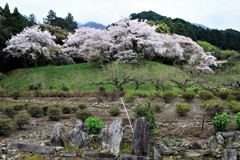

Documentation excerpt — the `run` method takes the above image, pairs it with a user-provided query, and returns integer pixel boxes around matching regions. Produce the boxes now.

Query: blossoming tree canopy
[4,26,58,67]
[61,18,216,71]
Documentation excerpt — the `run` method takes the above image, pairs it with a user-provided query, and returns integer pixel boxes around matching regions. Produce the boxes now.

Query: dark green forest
[131,11,240,52]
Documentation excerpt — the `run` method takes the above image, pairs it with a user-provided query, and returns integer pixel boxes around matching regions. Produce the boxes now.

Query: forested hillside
[131,11,240,52]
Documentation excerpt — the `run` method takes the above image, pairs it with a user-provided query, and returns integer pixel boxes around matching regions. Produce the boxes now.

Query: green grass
[3,60,238,93]
[0,60,185,92]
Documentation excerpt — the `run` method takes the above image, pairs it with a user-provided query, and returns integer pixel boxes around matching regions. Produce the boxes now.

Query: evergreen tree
[43,10,57,25]
[65,13,78,32]
[28,14,37,26]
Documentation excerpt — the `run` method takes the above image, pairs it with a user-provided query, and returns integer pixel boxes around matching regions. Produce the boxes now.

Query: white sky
[1,0,240,31]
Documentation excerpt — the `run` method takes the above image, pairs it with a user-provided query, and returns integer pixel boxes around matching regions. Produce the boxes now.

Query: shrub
[42,106,49,116]
[228,101,240,113]
[3,106,17,118]
[12,104,28,111]
[175,103,191,116]
[235,112,240,130]
[27,106,43,117]
[152,104,162,113]
[162,91,176,103]
[212,113,231,132]
[48,107,62,121]
[62,106,72,114]
[84,117,104,134]
[124,93,136,103]
[231,91,240,101]
[133,103,156,129]
[75,109,93,122]
[11,91,20,100]
[216,88,230,100]
[79,104,88,110]
[203,100,224,117]
[0,119,14,136]
[29,83,42,91]
[108,105,120,116]
[61,86,69,91]
[199,90,214,100]
[14,111,31,129]
[182,92,195,102]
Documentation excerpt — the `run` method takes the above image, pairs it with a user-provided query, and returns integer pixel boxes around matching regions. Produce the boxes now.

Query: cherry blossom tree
[4,26,58,67]
[62,27,113,64]
[62,18,217,71]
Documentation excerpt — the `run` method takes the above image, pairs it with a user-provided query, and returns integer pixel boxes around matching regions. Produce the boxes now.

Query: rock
[185,150,202,158]
[11,143,56,154]
[1,155,6,160]
[41,140,51,146]
[221,132,235,138]
[223,149,237,160]
[226,140,240,149]
[50,123,66,147]
[131,117,149,156]
[70,120,90,149]
[59,150,77,157]
[120,154,148,160]
[216,132,224,144]
[157,143,174,155]
[153,147,162,160]
[101,119,124,153]
[83,151,117,160]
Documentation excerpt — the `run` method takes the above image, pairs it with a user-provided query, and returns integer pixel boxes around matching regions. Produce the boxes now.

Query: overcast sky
[1,0,239,31]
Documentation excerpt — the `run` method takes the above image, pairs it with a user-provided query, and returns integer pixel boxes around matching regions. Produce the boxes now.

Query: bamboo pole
[120,97,134,133]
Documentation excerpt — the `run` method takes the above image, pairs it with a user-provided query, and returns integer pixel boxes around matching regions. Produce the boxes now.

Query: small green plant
[75,109,93,122]
[0,119,14,136]
[27,106,43,117]
[235,112,240,130]
[162,91,176,103]
[175,103,191,116]
[216,88,230,100]
[108,105,121,116]
[48,107,62,121]
[133,103,156,129]
[14,111,31,129]
[212,113,231,132]
[84,117,104,134]
[199,90,214,100]
[182,92,195,102]
[3,106,17,118]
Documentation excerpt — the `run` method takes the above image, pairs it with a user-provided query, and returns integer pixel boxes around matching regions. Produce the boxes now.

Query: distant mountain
[78,21,106,29]
[192,23,210,30]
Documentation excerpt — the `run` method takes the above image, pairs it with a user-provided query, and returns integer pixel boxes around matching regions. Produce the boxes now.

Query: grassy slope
[0,60,184,91]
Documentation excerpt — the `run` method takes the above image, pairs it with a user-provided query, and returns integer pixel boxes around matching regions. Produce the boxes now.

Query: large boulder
[101,119,124,153]
[131,117,150,156]
[50,123,66,147]
[69,120,90,149]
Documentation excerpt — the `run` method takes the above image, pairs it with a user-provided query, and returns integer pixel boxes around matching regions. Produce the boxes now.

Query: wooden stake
[120,97,134,133]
